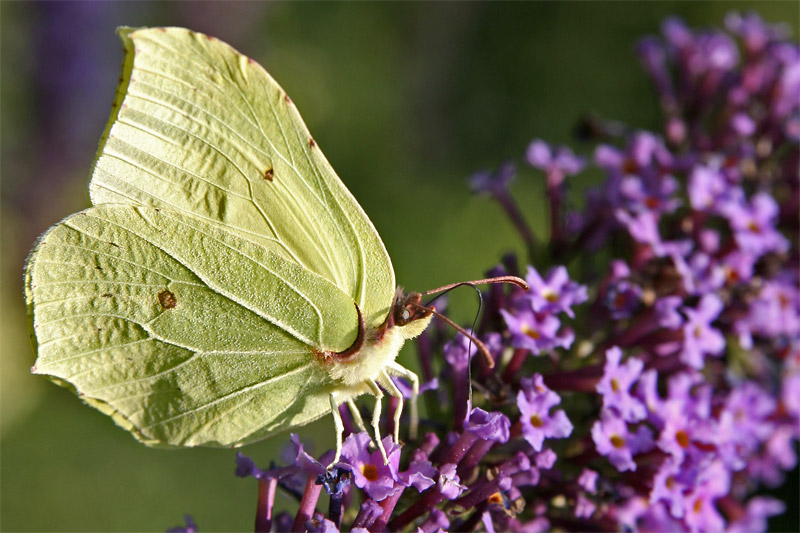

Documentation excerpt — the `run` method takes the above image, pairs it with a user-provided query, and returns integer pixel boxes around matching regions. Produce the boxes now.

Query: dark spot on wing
[108,242,120,248]
[284,93,292,104]
[158,290,177,309]
[264,168,274,181]
[309,138,316,148]
[101,293,113,298]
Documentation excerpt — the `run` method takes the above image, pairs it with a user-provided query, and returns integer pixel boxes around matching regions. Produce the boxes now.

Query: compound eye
[402,309,411,321]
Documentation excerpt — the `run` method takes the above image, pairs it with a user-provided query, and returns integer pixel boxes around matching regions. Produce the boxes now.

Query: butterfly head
[391,289,434,340]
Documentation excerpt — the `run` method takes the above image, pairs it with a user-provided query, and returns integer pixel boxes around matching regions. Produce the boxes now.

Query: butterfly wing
[26,204,363,447]
[89,27,395,330]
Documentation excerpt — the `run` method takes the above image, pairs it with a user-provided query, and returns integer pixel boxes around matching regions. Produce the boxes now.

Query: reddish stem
[254,477,277,533]
[502,348,530,382]
[291,476,322,533]
[543,367,603,392]
[373,488,405,531]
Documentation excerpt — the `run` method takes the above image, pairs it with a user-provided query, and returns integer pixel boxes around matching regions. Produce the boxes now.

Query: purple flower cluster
[177,11,797,533]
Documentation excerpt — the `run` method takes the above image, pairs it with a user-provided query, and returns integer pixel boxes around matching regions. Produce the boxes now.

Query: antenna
[421,275,529,297]
[413,274,529,369]
[409,301,494,367]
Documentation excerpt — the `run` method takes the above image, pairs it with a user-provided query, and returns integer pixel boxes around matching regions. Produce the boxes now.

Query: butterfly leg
[387,362,420,440]
[377,370,403,445]
[328,392,344,469]
[346,398,367,433]
[366,380,388,464]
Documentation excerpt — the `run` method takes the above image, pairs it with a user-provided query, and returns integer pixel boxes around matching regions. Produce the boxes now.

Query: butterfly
[25,27,526,465]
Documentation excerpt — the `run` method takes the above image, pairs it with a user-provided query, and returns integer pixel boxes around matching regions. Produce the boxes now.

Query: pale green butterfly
[25,27,526,465]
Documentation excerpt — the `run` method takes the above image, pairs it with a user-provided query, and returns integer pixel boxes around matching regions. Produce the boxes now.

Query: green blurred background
[1,2,797,531]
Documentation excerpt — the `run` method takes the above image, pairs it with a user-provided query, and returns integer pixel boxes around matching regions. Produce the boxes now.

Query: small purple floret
[516,374,573,451]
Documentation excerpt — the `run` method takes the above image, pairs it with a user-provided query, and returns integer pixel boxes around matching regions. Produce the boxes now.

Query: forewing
[89,27,395,329]
[25,205,356,447]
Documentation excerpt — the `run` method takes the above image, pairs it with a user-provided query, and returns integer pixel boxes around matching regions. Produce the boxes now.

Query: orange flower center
[530,414,544,428]
[610,434,626,448]
[522,324,540,340]
[611,378,620,393]
[361,464,379,481]
[543,289,559,303]
[675,430,690,448]
[488,492,504,504]
[614,292,628,307]
[724,267,740,284]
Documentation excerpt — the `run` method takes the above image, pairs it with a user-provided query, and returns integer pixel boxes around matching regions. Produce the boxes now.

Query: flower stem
[502,348,530,383]
[291,476,322,533]
[373,488,405,531]
[254,477,277,533]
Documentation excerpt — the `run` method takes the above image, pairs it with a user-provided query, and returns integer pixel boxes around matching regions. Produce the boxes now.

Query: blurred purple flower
[596,347,647,422]
[469,161,516,196]
[615,209,663,251]
[575,492,596,519]
[577,468,598,493]
[725,11,788,53]
[650,457,689,518]
[394,376,438,399]
[782,350,800,418]
[727,497,787,533]
[520,265,587,318]
[516,374,573,451]
[744,276,800,340]
[716,382,777,470]
[442,333,475,370]
[682,460,730,533]
[680,294,725,368]
[656,397,711,463]
[721,192,789,257]
[604,279,641,319]
[655,296,684,330]
[500,307,563,354]
[526,139,585,187]
[534,448,557,470]
[591,411,654,472]
[687,164,728,211]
